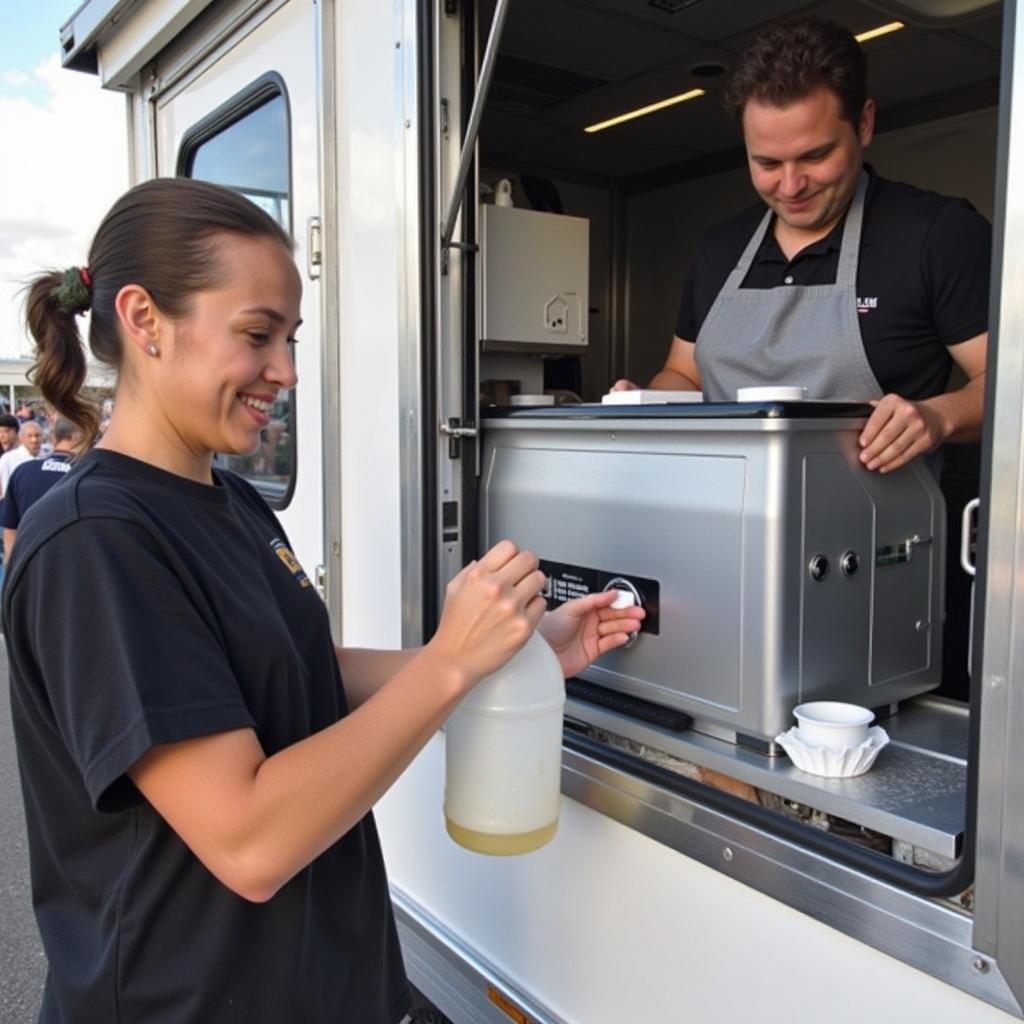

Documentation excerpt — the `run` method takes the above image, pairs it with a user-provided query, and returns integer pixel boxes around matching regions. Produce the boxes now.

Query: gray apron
[695,171,884,404]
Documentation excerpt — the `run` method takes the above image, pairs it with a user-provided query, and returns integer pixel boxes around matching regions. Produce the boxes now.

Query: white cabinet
[480,204,589,352]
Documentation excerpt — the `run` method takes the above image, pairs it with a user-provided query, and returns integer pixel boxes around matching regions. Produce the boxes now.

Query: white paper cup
[736,386,808,402]
[793,702,874,752]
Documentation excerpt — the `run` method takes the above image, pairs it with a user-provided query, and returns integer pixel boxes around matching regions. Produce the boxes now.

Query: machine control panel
[538,559,660,635]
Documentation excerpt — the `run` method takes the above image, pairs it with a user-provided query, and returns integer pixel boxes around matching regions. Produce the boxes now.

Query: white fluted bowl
[775,725,890,778]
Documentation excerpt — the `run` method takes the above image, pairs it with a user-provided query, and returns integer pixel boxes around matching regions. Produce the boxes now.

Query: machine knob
[840,551,860,577]
[604,577,642,648]
[808,554,829,582]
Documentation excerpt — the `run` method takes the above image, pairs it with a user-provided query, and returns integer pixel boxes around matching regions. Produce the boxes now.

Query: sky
[0,0,128,360]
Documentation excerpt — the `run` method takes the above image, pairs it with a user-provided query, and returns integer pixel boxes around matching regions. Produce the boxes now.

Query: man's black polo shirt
[676,168,992,400]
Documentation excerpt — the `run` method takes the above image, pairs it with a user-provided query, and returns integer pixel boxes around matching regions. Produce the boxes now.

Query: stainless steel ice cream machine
[479,402,945,749]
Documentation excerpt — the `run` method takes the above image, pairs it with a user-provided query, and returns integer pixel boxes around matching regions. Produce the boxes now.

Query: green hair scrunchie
[52,266,92,316]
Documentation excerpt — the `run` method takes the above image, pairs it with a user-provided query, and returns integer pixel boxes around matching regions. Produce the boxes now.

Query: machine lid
[480,400,874,421]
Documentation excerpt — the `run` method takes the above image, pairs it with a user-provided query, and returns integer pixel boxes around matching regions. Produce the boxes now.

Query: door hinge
[314,563,327,602]
[307,215,322,280]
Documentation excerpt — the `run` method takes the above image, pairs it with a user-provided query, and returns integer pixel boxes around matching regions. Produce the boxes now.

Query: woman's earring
[147,344,159,357]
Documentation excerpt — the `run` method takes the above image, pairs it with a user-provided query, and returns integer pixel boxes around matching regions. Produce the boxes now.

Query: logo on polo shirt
[857,296,879,315]
[270,538,311,588]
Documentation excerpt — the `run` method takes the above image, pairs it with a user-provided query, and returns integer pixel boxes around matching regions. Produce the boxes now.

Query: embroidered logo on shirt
[271,538,311,588]
[857,296,879,315]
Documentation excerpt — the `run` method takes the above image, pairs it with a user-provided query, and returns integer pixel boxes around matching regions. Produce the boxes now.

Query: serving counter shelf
[565,692,967,860]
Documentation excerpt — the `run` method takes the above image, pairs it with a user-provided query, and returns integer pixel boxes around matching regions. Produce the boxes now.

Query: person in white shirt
[0,421,44,496]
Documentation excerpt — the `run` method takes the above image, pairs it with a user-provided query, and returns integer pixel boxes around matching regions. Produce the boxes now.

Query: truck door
[151,2,326,587]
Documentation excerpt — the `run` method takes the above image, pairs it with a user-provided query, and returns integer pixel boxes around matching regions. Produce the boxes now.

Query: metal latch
[440,418,478,458]
[306,216,322,280]
[876,533,932,567]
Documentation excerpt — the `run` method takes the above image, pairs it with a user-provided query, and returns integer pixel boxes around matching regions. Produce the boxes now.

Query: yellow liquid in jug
[445,816,558,856]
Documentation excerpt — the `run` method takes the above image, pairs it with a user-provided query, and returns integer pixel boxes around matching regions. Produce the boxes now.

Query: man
[613,17,989,475]
[2,418,81,560]
[0,413,19,454]
[0,420,43,496]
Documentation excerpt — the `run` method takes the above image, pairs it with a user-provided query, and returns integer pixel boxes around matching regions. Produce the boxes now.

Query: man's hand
[858,394,949,473]
[610,379,639,392]
[537,591,646,679]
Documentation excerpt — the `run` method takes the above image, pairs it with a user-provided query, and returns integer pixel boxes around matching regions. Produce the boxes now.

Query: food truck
[58,0,1024,1019]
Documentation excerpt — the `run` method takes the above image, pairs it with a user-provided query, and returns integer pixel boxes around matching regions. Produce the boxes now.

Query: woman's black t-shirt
[2,449,410,1023]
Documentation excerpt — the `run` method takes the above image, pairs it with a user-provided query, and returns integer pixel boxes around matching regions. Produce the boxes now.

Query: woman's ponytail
[23,178,294,452]
[24,269,100,449]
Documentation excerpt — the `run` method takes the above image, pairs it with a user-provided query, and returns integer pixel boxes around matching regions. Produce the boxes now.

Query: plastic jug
[444,631,565,855]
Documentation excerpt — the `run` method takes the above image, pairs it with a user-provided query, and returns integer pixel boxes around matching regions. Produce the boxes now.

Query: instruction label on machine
[538,559,660,635]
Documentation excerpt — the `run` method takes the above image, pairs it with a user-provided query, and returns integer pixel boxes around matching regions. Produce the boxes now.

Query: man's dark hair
[723,17,867,127]
[0,414,18,430]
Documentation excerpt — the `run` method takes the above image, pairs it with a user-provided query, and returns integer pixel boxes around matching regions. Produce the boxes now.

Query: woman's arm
[339,586,647,708]
[335,647,421,710]
[129,541,546,903]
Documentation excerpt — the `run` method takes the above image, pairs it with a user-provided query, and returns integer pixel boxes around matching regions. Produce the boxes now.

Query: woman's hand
[538,591,646,679]
[427,540,548,693]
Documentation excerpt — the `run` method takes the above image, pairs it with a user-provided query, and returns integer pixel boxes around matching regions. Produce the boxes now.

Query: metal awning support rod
[440,0,511,256]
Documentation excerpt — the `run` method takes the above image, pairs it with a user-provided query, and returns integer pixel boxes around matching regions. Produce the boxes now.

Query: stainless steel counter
[565,693,967,859]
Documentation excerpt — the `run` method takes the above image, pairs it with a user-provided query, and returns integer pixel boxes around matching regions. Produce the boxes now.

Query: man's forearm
[922,373,986,445]
[649,367,700,390]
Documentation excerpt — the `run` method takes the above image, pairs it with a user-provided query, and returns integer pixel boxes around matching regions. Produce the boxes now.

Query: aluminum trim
[439,0,509,255]
[396,0,426,646]
[435,4,468,601]
[561,748,1022,1016]
[973,0,1024,982]
[316,0,343,638]
[392,888,568,1024]
[144,0,281,107]
[60,0,132,71]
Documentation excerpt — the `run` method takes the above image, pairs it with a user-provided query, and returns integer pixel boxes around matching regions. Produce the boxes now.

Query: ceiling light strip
[584,88,705,134]
[855,21,905,43]
[584,20,903,135]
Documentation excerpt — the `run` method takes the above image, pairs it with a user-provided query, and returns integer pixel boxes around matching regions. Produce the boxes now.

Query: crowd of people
[0,402,89,585]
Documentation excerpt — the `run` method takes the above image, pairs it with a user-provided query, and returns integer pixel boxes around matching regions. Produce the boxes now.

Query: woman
[6,178,643,1023]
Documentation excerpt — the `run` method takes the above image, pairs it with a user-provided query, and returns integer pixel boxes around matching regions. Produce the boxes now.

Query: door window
[179,79,295,508]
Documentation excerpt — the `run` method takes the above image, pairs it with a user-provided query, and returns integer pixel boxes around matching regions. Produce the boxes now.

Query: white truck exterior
[58,1,1024,1020]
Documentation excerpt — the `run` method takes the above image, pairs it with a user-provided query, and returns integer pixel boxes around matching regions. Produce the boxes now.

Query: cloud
[4,70,30,87]
[0,55,128,359]
[0,220,74,259]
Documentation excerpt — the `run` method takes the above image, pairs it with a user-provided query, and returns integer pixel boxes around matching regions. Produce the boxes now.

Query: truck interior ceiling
[466,0,1004,897]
